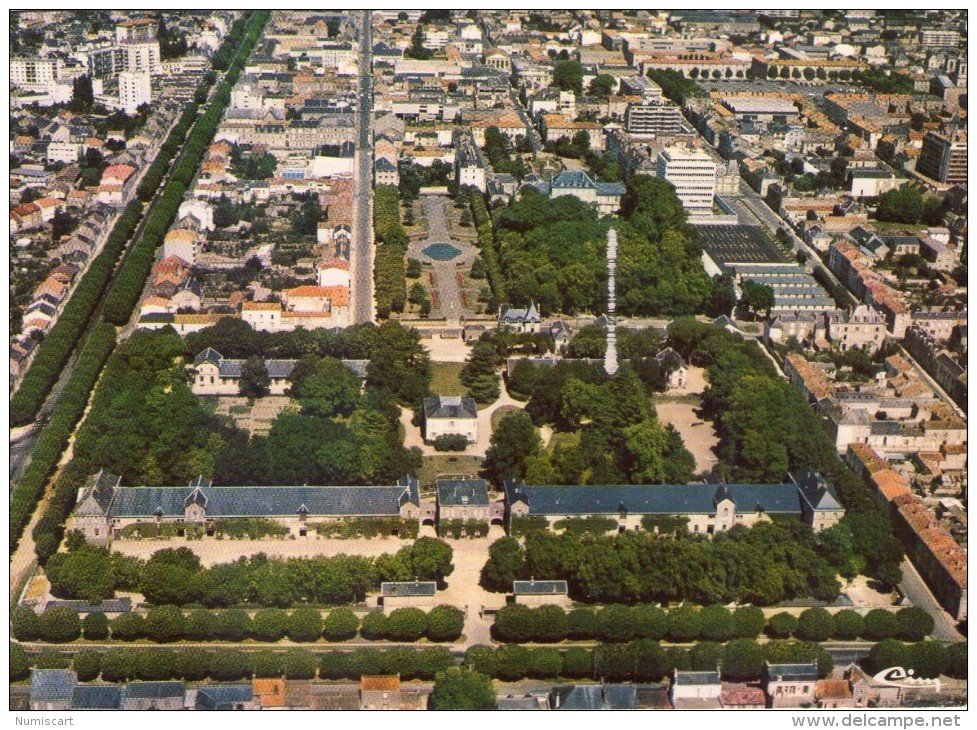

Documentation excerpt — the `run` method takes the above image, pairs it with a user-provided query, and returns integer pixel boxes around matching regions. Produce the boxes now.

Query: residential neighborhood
[8,9,968,716]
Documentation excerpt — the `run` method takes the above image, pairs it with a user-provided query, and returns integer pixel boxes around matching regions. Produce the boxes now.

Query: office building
[656,146,716,217]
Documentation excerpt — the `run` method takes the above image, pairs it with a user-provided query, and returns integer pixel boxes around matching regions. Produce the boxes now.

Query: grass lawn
[545,430,581,454]
[417,455,484,487]
[430,362,467,396]
[490,405,520,430]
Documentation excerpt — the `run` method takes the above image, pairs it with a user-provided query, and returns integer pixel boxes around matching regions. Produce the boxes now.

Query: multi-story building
[656,146,716,218]
[625,99,685,137]
[10,56,63,91]
[916,130,967,185]
[919,29,961,49]
[119,71,151,114]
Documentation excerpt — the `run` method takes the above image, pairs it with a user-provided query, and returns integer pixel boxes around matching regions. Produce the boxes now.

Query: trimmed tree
[766,612,798,639]
[281,649,318,679]
[426,605,464,642]
[73,651,102,681]
[144,605,187,643]
[323,607,360,641]
[895,607,934,642]
[82,612,110,641]
[287,608,324,642]
[831,609,864,641]
[698,605,734,642]
[38,607,81,643]
[666,606,702,642]
[632,605,669,640]
[795,608,834,643]
[110,613,145,641]
[386,608,428,642]
[566,608,598,639]
[359,611,388,641]
[11,607,41,642]
[173,649,211,681]
[11,643,31,682]
[731,606,766,638]
[251,650,283,678]
[252,608,289,642]
[209,649,251,681]
[862,609,899,641]
[562,647,593,678]
[722,638,766,682]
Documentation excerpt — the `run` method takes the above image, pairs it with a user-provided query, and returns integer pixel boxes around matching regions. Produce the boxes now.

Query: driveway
[401,377,527,458]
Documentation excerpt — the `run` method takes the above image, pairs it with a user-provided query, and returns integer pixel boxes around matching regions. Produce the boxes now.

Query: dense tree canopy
[490,177,713,318]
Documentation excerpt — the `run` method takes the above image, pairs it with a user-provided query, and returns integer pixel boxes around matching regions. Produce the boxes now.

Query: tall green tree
[483,410,542,485]
[430,667,497,709]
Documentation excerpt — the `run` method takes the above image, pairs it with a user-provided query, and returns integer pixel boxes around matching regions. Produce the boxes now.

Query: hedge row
[9,323,118,553]
[135,104,200,202]
[373,185,408,319]
[12,605,465,645]
[10,202,142,426]
[464,638,834,684]
[493,603,767,644]
[101,12,267,325]
[11,639,968,686]
[767,607,935,643]
[11,645,455,684]
[467,188,505,303]
[493,604,935,645]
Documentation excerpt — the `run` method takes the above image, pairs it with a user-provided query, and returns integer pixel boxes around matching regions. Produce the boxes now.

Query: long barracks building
[70,469,843,546]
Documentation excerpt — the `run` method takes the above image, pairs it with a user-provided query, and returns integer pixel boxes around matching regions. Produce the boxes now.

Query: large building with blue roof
[69,470,430,546]
[503,471,844,534]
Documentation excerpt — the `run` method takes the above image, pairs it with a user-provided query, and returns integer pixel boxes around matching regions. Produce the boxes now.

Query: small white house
[423,395,478,443]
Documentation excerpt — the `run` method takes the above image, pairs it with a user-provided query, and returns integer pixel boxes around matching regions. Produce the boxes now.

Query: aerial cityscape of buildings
[7,8,968,716]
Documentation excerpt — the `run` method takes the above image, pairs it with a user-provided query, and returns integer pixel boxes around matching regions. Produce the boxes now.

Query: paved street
[897,558,964,642]
[351,10,375,324]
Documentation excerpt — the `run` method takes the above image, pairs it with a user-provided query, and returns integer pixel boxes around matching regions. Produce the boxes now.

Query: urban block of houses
[423,395,479,444]
[503,471,844,534]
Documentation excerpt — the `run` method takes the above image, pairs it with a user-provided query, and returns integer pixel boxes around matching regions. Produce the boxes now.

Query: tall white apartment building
[10,57,63,91]
[126,42,161,74]
[119,71,152,114]
[656,146,716,218]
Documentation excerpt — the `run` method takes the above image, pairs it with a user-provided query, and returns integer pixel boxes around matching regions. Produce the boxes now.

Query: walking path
[407,196,478,323]
[400,377,524,458]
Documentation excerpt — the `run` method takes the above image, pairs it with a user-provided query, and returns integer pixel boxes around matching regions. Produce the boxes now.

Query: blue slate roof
[504,481,808,517]
[381,581,436,597]
[71,685,121,710]
[767,663,819,681]
[107,484,419,518]
[513,580,568,595]
[122,681,185,700]
[46,598,132,614]
[423,395,477,420]
[674,670,721,685]
[550,684,636,710]
[437,479,489,506]
[30,670,77,702]
[195,684,253,710]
